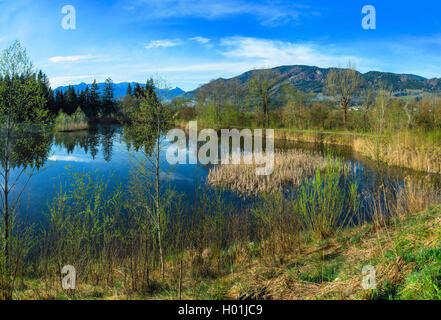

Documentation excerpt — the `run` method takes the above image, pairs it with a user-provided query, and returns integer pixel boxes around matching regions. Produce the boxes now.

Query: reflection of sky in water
[10,126,438,223]
[15,129,208,221]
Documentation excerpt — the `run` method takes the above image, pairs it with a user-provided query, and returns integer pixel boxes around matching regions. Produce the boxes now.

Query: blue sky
[1,0,441,91]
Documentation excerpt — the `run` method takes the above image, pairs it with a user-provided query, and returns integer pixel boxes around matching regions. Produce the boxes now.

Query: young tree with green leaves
[0,41,53,277]
[125,78,172,281]
[279,84,312,130]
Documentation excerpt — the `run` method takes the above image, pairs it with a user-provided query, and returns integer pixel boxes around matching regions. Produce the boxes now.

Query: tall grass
[251,192,301,260]
[54,108,89,132]
[295,158,359,239]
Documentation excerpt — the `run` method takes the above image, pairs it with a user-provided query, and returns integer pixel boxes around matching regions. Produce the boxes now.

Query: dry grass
[354,131,441,174]
[206,150,328,195]
[218,208,441,300]
[273,129,441,174]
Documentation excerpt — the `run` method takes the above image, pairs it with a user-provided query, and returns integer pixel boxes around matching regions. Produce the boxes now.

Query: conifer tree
[89,79,101,120]
[101,78,115,118]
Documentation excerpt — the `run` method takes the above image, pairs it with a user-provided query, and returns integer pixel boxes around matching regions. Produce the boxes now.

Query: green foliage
[43,169,124,281]
[125,79,172,152]
[0,40,53,294]
[247,70,279,126]
[54,107,88,132]
[101,78,115,118]
[295,158,359,239]
[251,192,300,257]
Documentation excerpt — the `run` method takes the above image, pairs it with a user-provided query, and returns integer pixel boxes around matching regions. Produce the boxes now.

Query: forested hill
[55,82,185,100]
[186,65,441,98]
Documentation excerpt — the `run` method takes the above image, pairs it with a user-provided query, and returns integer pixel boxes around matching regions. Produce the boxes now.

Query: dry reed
[206,150,328,195]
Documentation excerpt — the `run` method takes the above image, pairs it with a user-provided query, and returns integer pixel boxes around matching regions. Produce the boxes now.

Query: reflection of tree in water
[53,130,89,154]
[53,126,120,162]
[86,126,99,160]
[0,124,53,171]
[100,126,116,162]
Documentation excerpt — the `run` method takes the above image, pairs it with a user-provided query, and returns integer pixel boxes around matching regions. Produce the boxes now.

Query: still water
[12,125,439,222]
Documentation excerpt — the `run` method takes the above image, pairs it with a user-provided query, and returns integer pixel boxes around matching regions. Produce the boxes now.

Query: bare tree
[247,69,279,127]
[196,79,229,126]
[229,78,244,113]
[325,62,363,129]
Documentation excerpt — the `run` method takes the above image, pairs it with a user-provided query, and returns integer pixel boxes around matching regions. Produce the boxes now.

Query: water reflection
[7,125,441,223]
[53,125,121,161]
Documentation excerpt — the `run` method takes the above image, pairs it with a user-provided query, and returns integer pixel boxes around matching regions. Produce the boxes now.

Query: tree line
[53,78,117,121]
[168,65,441,133]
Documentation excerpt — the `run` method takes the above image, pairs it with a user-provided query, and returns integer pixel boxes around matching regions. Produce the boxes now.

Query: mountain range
[185,65,441,98]
[56,66,441,102]
[55,82,185,100]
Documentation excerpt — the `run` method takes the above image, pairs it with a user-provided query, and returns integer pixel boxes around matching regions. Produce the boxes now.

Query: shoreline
[175,121,441,174]
[58,120,441,174]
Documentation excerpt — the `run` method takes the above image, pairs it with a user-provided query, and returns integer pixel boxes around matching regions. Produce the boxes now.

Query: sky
[1,0,441,91]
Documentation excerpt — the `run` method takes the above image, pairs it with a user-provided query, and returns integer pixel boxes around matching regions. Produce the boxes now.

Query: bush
[54,107,88,132]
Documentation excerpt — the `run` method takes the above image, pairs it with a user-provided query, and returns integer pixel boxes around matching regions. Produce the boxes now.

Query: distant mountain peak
[55,81,186,100]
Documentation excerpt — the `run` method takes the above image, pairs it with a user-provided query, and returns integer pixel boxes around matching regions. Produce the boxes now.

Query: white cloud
[141,62,249,73]
[48,155,92,163]
[145,39,182,49]
[219,36,363,69]
[189,36,211,44]
[48,54,93,63]
[122,0,309,26]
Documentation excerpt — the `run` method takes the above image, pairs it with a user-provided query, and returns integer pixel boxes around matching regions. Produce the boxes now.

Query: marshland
[2,41,441,300]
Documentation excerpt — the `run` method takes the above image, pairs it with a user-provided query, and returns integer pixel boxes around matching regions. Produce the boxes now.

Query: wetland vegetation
[1,41,441,300]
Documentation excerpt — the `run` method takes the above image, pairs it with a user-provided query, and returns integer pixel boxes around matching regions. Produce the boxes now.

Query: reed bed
[54,108,89,132]
[206,150,329,195]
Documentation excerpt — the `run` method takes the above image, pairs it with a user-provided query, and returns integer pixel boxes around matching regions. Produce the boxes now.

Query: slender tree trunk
[342,103,348,129]
[3,116,11,270]
[144,221,150,287]
[263,100,268,128]
[4,165,9,269]
[155,122,164,281]
[178,254,183,300]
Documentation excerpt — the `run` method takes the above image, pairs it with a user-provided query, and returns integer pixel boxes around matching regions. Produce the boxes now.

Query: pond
[11,125,440,223]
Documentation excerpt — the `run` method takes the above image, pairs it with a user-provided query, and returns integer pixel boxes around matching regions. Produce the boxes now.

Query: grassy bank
[202,204,441,300]
[11,204,441,300]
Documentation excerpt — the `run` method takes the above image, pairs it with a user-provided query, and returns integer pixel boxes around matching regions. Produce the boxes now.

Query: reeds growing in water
[206,150,329,195]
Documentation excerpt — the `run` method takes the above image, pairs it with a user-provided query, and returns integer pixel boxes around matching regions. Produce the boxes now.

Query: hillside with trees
[186,65,441,99]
